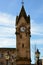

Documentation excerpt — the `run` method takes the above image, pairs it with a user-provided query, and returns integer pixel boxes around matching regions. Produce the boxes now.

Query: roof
[31,64,35,65]
[0,48,16,50]
[16,5,30,25]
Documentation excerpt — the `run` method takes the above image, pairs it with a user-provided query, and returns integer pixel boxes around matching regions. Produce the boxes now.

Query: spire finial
[21,0,24,6]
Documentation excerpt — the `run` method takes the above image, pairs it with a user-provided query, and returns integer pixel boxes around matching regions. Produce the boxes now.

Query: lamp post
[35,49,40,65]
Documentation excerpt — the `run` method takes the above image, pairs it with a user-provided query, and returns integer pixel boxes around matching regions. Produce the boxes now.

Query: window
[22,44,24,48]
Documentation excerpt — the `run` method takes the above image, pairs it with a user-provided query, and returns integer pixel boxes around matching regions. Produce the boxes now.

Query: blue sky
[0,0,43,64]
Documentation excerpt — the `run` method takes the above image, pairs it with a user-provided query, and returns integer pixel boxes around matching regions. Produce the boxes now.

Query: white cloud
[0,12,16,26]
[0,38,16,48]
[31,19,43,45]
[0,12,16,48]
[0,27,16,37]
[31,19,43,35]
[31,39,43,45]
[0,12,16,36]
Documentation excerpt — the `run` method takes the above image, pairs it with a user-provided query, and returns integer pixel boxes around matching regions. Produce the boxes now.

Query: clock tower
[16,5,31,65]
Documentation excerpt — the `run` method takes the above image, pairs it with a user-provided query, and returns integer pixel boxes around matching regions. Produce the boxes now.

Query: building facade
[0,5,31,65]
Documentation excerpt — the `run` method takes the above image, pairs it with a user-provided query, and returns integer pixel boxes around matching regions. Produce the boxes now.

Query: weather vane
[21,0,24,6]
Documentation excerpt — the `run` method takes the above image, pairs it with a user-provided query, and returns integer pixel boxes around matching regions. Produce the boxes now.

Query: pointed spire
[19,5,27,17]
[16,0,30,25]
[20,0,27,17]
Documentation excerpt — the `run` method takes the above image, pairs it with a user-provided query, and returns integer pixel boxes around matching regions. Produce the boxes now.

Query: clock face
[20,27,26,32]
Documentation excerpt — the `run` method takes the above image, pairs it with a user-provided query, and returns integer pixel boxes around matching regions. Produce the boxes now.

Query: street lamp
[35,49,40,65]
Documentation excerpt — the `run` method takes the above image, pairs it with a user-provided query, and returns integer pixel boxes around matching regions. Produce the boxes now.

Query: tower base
[16,57,31,65]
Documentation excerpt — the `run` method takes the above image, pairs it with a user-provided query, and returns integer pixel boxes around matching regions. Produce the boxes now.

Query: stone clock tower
[16,5,31,65]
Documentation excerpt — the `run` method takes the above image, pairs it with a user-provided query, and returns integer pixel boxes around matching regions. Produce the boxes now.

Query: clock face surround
[20,26,26,32]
